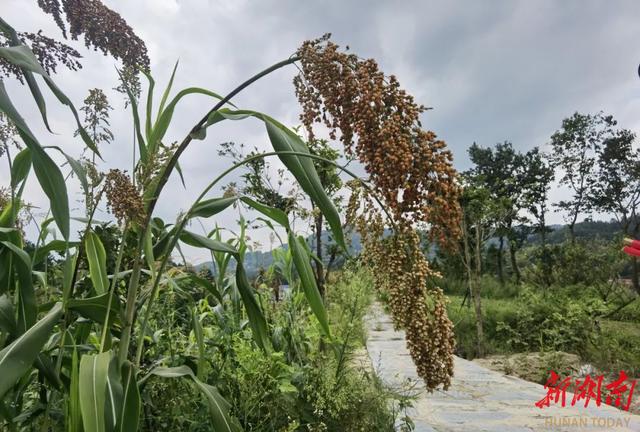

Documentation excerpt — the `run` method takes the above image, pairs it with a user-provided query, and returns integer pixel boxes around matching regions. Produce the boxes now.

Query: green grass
[446,295,520,358]
[446,291,640,375]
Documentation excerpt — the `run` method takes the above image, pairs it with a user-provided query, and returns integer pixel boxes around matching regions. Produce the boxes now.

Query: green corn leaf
[180,229,268,350]
[34,354,63,390]
[0,81,70,239]
[79,351,111,432]
[180,230,238,256]
[1,240,30,268]
[62,251,77,304]
[175,160,187,188]
[240,196,289,228]
[2,240,36,332]
[263,120,345,250]
[192,308,206,380]
[157,60,179,117]
[189,196,238,219]
[85,231,109,295]
[0,19,51,134]
[33,239,77,266]
[0,295,16,335]
[69,345,82,432]
[0,28,51,132]
[118,361,140,432]
[10,147,31,188]
[48,146,90,198]
[144,226,156,280]
[141,69,155,141]
[105,355,123,431]
[234,264,270,351]
[67,293,122,327]
[116,67,146,162]
[145,365,241,432]
[204,108,345,251]
[0,201,15,229]
[148,87,228,155]
[181,273,223,304]
[0,302,62,399]
[0,42,100,157]
[288,232,330,336]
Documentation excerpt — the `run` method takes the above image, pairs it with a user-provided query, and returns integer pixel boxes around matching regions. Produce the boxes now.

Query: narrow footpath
[365,303,640,432]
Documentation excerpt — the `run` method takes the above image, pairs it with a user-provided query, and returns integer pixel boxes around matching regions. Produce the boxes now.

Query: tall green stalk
[133,151,388,365]
[118,57,300,366]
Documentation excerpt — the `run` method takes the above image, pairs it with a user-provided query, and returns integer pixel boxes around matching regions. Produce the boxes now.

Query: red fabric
[629,239,640,250]
[623,246,640,257]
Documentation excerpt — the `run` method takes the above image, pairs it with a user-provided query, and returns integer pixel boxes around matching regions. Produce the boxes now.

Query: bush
[446,295,519,358]
[140,268,411,431]
[447,289,606,359]
[587,320,640,376]
[521,240,626,289]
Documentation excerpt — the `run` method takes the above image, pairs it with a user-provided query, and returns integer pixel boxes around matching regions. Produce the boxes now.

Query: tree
[549,112,617,242]
[521,147,555,287]
[218,141,298,213]
[522,148,554,246]
[308,138,342,294]
[219,138,344,296]
[467,141,527,283]
[592,127,640,291]
[459,179,506,357]
[0,0,149,81]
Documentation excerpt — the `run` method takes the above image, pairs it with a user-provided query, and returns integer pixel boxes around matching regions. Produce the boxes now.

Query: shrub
[587,320,640,376]
[137,269,411,431]
[447,289,606,358]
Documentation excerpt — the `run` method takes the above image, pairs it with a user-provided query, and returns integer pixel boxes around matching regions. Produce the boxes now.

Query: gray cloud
[3,0,640,261]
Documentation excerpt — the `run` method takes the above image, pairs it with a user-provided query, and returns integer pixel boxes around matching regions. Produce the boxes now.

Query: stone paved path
[365,304,640,432]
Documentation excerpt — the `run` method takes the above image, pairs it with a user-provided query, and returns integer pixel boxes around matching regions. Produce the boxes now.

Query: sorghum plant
[0,19,461,432]
[297,35,462,390]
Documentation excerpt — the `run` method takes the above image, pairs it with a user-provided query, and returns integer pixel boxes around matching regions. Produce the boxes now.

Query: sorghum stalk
[119,57,302,366]
[100,222,127,353]
[133,151,379,366]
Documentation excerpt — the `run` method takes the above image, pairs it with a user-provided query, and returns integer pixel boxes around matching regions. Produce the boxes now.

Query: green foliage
[521,240,626,289]
[549,112,621,238]
[587,320,640,376]
[448,290,598,358]
[141,269,409,431]
[447,281,640,376]
[0,21,370,431]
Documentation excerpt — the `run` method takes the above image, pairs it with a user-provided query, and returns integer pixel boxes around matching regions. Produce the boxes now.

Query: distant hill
[542,219,623,244]
[193,219,625,277]
[194,230,364,278]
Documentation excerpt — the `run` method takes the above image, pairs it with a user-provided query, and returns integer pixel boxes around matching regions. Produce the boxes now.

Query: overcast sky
[3,0,640,263]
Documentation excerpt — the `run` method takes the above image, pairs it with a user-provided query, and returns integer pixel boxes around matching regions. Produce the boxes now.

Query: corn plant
[0,17,363,431]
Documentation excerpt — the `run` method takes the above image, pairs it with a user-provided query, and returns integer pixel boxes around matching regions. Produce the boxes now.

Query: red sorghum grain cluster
[301,36,462,390]
[104,169,144,226]
[295,35,460,243]
[346,182,456,390]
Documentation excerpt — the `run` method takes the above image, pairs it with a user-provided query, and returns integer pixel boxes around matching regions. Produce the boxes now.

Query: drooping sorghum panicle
[346,183,456,390]
[380,230,455,390]
[295,35,461,241]
[104,169,145,225]
[39,0,150,71]
[308,37,462,390]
